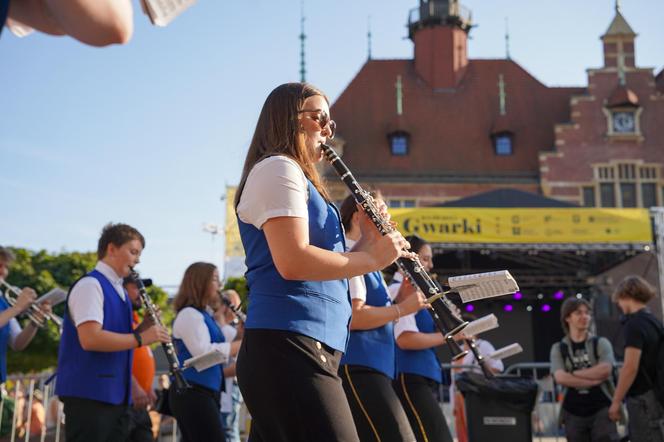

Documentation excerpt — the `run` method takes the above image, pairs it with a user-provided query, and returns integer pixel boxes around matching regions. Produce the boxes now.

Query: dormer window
[493,133,513,155]
[388,131,410,156]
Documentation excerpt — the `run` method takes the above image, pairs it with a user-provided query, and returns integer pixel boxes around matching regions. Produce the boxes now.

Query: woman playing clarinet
[169,262,241,442]
[234,82,413,442]
[391,235,454,442]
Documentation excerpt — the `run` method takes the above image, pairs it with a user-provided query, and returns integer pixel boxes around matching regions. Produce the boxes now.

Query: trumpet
[0,279,63,329]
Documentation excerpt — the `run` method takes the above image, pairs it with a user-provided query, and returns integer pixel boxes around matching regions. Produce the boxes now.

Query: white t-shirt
[172,307,231,363]
[389,277,420,339]
[460,339,504,373]
[236,156,309,229]
[67,261,127,327]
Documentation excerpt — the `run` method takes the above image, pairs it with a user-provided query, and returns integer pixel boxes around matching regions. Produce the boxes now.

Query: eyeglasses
[298,109,336,139]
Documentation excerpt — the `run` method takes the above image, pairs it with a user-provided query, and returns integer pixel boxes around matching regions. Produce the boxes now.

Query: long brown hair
[173,262,217,313]
[235,82,331,208]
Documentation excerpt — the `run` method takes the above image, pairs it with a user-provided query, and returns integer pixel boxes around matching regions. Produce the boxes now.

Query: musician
[338,194,426,442]
[123,275,157,442]
[234,82,412,441]
[390,235,454,442]
[55,223,171,442]
[169,262,241,442]
[211,289,243,442]
[0,246,51,385]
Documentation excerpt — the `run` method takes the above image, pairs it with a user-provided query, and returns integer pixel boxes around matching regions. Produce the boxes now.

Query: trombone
[0,279,64,329]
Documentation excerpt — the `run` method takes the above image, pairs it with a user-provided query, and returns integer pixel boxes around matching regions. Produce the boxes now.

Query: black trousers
[393,373,453,442]
[127,407,154,442]
[237,329,359,442]
[340,365,416,442]
[61,396,129,442]
[169,383,224,442]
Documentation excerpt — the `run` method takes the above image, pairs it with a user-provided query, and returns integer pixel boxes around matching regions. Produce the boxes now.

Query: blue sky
[1,0,663,289]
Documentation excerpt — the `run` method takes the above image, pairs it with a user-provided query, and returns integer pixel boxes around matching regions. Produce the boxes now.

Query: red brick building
[326,0,664,209]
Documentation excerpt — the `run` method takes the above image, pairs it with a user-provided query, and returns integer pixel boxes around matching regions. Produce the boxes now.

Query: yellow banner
[388,208,652,244]
[225,186,245,257]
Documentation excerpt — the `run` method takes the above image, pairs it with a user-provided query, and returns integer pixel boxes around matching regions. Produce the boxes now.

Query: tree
[4,248,173,374]
[223,276,248,311]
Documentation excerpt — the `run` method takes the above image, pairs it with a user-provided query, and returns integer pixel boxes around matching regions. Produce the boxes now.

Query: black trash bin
[456,371,538,442]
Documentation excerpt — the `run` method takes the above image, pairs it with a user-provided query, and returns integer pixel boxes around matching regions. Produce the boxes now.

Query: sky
[1,0,663,290]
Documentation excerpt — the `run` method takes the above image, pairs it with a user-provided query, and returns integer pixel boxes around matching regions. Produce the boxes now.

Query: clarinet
[466,337,494,378]
[130,269,190,393]
[321,143,468,339]
[218,290,246,322]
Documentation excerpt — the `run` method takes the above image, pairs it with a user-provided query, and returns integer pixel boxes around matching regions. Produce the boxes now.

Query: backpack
[637,314,664,407]
[559,336,619,386]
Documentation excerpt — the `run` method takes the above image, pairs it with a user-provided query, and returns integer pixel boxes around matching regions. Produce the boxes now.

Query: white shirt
[389,277,420,339]
[460,338,504,373]
[0,289,24,347]
[172,307,231,363]
[68,261,127,327]
[236,156,309,229]
[219,323,238,413]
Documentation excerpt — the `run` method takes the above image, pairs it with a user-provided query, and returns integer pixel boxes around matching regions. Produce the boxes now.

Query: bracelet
[133,331,142,348]
[394,304,401,323]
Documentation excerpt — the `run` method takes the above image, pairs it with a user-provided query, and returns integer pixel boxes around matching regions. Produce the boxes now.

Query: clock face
[613,112,636,133]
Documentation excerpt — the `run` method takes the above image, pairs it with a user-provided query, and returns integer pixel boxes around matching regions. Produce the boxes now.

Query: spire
[601,2,637,70]
[299,0,306,82]
[615,0,621,12]
[504,17,511,60]
[367,16,372,60]
[498,74,506,116]
[395,75,403,116]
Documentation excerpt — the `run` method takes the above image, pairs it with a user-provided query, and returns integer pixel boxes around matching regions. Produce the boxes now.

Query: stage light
[553,290,564,300]
[503,304,513,312]
[541,304,552,312]
[576,293,583,299]
[526,305,533,312]
[537,293,544,300]
[513,292,523,300]
[465,304,475,312]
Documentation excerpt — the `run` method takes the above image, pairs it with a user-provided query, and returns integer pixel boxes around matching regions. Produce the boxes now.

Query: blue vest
[396,310,443,383]
[0,297,11,383]
[55,270,133,404]
[238,180,352,352]
[341,271,396,378]
[174,308,225,392]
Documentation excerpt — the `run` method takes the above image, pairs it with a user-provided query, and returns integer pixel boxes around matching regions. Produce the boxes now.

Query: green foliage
[3,248,173,374]
[223,276,248,310]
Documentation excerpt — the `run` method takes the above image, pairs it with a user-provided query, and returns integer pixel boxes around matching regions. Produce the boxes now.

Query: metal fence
[2,363,627,442]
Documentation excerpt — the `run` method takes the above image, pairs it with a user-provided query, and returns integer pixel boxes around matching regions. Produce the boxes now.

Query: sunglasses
[298,109,336,139]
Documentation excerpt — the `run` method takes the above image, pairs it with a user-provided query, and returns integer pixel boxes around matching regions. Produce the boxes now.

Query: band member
[123,275,157,442]
[609,276,664,441]
[169,262,241,442]
[211,289,244,442]
[550,297,619,442]
[338,194,426,442]
[0,246,51,384]
[55,223,171,442]
[390,235,454,442]
[234,82,412,442]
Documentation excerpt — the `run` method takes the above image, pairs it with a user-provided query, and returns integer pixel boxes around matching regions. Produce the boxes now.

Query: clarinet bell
[446,336,468,361]
[429,296,468,338]
[172,370,190,393]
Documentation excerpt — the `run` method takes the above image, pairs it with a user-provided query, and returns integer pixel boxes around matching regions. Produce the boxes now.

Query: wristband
[133,331,143,348]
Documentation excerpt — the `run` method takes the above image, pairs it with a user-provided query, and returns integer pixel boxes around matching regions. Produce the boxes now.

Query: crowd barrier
[1,362,626,442]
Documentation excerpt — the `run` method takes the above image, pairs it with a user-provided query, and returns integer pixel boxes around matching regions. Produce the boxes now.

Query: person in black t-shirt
[550,297,620,441]
[609,275,664,442]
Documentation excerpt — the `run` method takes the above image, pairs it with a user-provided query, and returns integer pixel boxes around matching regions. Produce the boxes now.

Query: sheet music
[462,314,499,337]
[183,349,226,372]
[141,0,196,27]
[448,270,519,303]
[37,288,68,306]
[489,343,523,361]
